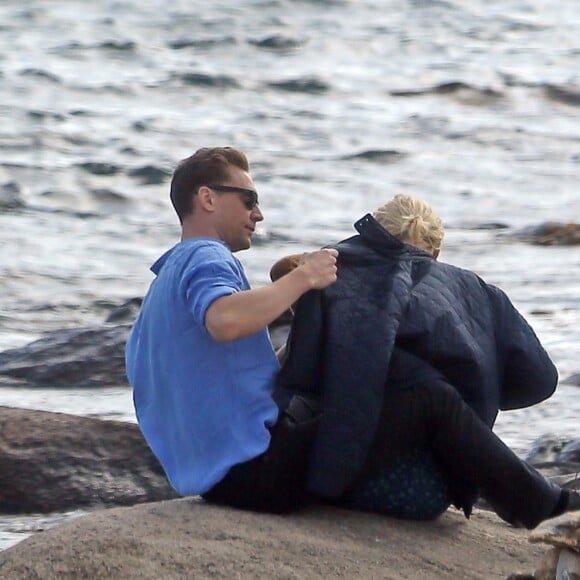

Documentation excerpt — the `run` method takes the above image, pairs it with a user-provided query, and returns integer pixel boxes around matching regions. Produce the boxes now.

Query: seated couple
[125,146,580,529]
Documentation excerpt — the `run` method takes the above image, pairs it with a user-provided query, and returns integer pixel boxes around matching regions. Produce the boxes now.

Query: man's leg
[202,396,319,514]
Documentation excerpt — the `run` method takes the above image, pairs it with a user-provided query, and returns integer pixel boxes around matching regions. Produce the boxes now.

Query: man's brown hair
[170,147,250,223]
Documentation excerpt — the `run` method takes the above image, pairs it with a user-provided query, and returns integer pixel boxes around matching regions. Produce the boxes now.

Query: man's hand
[206,248,338,342]
[297,249,338,289]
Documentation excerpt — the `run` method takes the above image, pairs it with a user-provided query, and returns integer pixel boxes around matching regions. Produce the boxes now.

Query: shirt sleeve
[181,244,243,328]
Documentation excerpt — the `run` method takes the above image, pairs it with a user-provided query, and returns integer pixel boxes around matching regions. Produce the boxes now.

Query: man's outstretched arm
[204,248,338,342]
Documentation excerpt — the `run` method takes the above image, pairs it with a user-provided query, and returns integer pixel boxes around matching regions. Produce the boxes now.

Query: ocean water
[0,0,579,551]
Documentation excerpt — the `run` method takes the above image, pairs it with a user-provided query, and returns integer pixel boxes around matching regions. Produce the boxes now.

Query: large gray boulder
[0,499,546,579]
[0,406,177,514]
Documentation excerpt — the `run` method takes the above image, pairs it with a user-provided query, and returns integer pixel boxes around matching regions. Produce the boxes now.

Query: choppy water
[0,0,579,551]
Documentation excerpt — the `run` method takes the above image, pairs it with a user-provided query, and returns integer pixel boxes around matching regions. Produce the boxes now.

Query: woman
[275,194,579,528]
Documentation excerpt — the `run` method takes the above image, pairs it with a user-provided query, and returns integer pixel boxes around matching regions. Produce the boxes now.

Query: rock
[0,297,144,388]
[525,433,573,465]
[104,297,143,323]
[510,222,580,246]
[0,406,176,514]
[544,83,580,107]
[529,511,580,580]
[0,297,290,388]
[0,500,546,579]
[523,434,580,477]
[562,372,580,386]
[0,323,131,388]
[559,440,580,465]
[0,181,25,210]
[549,473,580,492]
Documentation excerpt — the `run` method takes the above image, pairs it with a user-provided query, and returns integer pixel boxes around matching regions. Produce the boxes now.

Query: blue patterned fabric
[340,450,451,520]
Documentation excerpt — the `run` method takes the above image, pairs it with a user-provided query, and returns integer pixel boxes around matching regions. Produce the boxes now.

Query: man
[125,147,337,511]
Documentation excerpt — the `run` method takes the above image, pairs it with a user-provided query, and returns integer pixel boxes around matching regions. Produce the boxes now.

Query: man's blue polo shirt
[126,237,279,495]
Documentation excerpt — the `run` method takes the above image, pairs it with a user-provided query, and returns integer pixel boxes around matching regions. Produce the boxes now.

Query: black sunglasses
[207,184,259,210]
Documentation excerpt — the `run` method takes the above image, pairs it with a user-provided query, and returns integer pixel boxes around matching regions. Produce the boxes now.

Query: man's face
[211,166,263,252]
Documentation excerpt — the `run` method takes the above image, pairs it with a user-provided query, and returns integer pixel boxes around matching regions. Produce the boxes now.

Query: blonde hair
[373,194,444,253]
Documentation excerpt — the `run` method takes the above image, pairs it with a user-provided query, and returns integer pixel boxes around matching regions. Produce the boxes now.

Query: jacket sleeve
[488,285,558,410]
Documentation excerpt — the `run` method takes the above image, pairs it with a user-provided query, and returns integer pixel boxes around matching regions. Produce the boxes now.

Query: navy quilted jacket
[276,214,558,498]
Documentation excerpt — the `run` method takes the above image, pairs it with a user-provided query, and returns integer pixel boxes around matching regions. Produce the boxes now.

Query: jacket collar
[353,213,434,259]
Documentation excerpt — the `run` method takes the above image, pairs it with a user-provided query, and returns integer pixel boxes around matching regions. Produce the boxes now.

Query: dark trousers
[202,397,319,514]
[204,380,563,528]
[359,379,563,529]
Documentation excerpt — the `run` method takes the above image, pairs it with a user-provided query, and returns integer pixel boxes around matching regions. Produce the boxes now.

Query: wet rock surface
[0,298,142,388]
[0,324,132,388]
[523,434,580,478]
[562,373,580,386]
[0,406,177,514]
[508,222,580,245]
[0,298,291,389]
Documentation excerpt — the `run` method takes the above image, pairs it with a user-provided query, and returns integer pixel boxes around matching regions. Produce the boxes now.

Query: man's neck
[181,217,219,242]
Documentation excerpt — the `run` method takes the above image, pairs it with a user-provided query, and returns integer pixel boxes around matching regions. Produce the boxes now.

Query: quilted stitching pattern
[277,214,558,498]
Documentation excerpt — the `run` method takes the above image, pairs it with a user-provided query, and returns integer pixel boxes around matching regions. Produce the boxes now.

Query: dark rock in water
[0,324,132,388]
[267,76,330,94]
[339,149,407,163]
[127,165,171,185]
[178,72,240,89]
[390,81,504,105]
[168,37,234,50]
[562,373,580,386]
[99,40,137,52]
[525,433,573,465]
[0,406,177,514]
[558,440,580,465]
[249,34,303,50]
[105,297,143,324]
[543,83,580,106]
[524,433,580,477]
[0,181,25,210]
[0,297,290,389]
[509,222,580,246]
[77,161,121,176]
[0,296,143,388]
[471,222,510,231]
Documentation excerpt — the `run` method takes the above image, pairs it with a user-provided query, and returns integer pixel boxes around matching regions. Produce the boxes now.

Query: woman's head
[373,194,444,255]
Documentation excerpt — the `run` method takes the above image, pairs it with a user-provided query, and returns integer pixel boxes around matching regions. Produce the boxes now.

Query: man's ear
[196,186,215,212]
